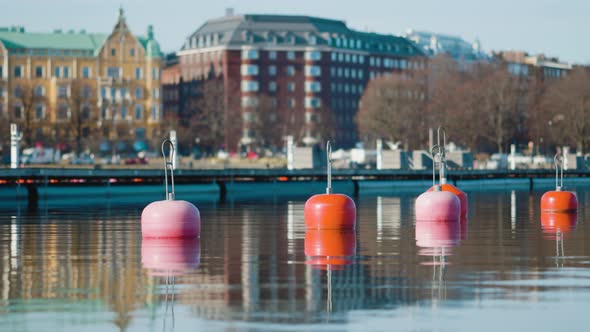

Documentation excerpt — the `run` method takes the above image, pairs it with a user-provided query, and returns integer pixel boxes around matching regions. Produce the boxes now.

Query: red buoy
[540,153,578,212]
[304,141,356,230]
[304,230,356,269]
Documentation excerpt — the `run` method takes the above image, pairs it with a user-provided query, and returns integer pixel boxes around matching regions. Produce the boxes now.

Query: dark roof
[181,14,423,57]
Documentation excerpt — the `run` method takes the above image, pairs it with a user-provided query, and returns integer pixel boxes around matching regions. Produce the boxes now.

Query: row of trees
[357,55,590,154]
[1,79,164,157]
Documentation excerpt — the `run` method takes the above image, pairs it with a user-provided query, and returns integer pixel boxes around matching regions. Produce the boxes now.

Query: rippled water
[1,189,590,332]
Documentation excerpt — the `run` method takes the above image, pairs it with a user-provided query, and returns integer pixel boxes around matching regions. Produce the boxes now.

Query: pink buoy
[141,139,201,238]
[141,237,201,276]
[415,144,460,222]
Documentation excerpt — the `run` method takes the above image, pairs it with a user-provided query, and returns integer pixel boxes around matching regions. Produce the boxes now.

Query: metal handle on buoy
[162,139,176,200]
[437,127,447,184]
[430,145,442,191]
[326,141,332,194]
[554,153,563,191]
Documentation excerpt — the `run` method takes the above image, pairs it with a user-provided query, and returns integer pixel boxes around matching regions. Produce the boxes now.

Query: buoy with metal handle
[141,139,201,238]
[304,141,356,230]
[415,145,460,222]
[426,127,468,218]
[540,153,578,212]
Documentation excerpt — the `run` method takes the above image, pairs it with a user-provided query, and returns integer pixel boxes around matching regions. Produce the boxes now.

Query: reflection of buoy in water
[141,140,201,238]
[304,230,356,270]
[141,237,201,276]
[305,141,356,230]
[415,220,461,252]
[426,127,469,218]
[540,212,577,239]
[541,153,577,212]
[415,145,460,222]
[460,217,469,240]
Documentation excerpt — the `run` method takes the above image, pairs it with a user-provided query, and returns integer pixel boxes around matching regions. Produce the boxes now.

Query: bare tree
[540,68,590,153]
[13,81,45,147]
[64,79,98,155]
[357,73,427,150]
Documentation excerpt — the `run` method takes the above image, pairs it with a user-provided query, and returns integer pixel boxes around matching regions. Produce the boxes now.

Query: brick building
[169,13,425,150]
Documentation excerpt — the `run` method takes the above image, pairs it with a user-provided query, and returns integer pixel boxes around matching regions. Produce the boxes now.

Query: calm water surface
[1,189,590,331]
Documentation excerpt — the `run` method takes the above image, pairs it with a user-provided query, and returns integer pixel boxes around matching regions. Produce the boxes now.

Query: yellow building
[0,8,162,152]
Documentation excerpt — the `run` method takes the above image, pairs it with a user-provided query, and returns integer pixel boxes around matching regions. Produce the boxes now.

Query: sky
[0,0,588,65]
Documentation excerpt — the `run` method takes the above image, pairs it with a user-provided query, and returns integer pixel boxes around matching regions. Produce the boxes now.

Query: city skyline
[0,0,588,65]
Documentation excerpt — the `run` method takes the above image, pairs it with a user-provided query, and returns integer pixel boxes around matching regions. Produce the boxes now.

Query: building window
[34,85,45,97]
[241,96,258,108]
[101,87,107,99]
[241,80,259,92]
[107,67,120,78]
[268,65,277,76]
[13,86,22,98]
[35,66,44,78]
[63,66,70,78]
[135,67,142,80]
[111,48,116,56]
[305,97,322,108]
[308,35,317,45]
[305,81,321,93]
[151,105,159,120]
[288,98,295,109]
[268,81,277,92]
[13,104,23,118]
[57,104,69,119]
[152,68,159,80]
[287,51,296,60]
[81,105,91,121]
[135,104,143,120]
[0,66,3,78]
[268,51,277,60]
[121,106,128,119]
[240,64,259,76]
[241,49,259,60]
[82,85,92,98]
[305,65,321,77]
[35,104,44,119]
[58,85,69,97]
[135,87,143,99]
[152,88,159,99]
[82,66,91,78]
[130,48,135,57]
[305,51,321,61]
[111,87,117,99]
[54,66,60,78]
[287,65,295,76]
[287,82,295,92]
[13,66,22,78]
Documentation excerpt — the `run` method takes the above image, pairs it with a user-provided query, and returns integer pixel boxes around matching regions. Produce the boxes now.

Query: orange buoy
[304,141,356,230]
[540,212,577,237]
[540,153,578,212]
[304,229,356,270]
